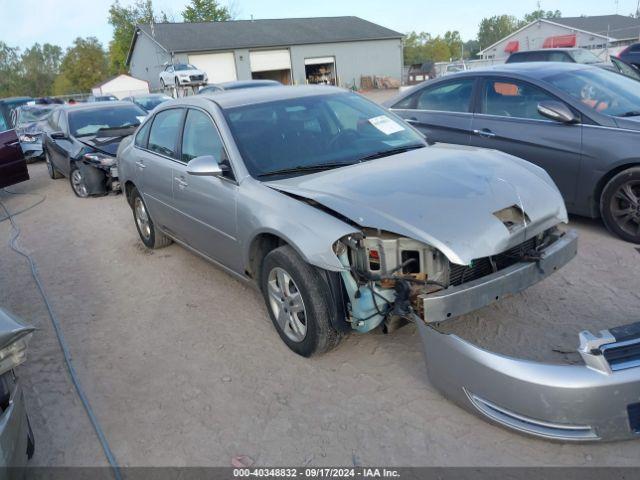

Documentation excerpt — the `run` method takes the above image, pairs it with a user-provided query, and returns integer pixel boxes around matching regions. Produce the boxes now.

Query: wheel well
[246,233,287,281]
[124,181,136,207]
[594,162,640,215]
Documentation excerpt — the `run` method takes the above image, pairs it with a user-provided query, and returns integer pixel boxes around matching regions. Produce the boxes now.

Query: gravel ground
[1,98,639,467]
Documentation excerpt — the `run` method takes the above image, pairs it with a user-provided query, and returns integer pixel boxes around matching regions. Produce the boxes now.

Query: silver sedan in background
[117,86,640,442]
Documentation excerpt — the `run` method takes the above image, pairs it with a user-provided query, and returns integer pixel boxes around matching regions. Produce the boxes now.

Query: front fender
[238,182,359,272]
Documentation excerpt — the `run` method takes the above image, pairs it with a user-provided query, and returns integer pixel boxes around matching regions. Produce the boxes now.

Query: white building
[91,74,150,99]
[478,14,640,61]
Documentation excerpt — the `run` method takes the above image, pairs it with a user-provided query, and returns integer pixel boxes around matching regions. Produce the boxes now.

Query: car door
[161,65,173,85]
[46,110,74,175]
[0,113,29,188]
[389,77,477,145]
[469,76,582,207]
[138,108,185,235]
[170,108,240,270]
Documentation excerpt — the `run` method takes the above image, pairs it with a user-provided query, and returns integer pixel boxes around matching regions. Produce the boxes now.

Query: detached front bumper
[420,230,578,323]
[418,321,640,442]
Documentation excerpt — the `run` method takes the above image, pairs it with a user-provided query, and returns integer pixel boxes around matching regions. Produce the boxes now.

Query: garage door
[188,52,237,83]
[249,50,291,72]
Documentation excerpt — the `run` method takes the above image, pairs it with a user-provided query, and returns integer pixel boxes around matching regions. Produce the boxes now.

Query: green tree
[403,31,431,65]
[55,37,108,95]
[463,39,480,59]
[107,0,156,74]
[20,43,63,96]
[443,31,463,59]
[182,0,231,22]
[477,15,522,49]
[0,42,21,97]
[523,9,562,23]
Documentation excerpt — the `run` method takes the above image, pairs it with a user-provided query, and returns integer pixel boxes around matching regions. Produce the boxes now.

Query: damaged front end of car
[329,227,640,442]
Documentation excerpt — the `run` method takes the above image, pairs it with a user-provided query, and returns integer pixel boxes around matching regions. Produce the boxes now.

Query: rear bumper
[420,230,578,323]
[417,321,640,442]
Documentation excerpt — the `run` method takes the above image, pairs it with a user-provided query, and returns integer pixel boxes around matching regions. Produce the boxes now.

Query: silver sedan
[117,86,640,442]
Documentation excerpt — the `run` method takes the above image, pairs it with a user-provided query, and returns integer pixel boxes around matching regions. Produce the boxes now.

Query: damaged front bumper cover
[420,229,578,323]
[418,321,640,442]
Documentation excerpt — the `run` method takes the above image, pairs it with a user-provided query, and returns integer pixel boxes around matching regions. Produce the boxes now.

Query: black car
[618,42,640,68]
[122,93,172,112]
[14,104,58,161]
[86,94,118,102]
[43,102,147,197]
[387,62,640,243]
[198,79,281,95]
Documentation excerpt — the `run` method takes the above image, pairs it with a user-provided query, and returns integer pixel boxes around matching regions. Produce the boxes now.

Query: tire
[69,164,90,198]
[45,150,62,179]
[160,79,166,90]
[260,245,342,357]
[130,186,172,249]
[600,167,640,244]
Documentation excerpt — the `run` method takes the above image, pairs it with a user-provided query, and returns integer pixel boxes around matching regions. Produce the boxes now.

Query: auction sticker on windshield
[368,115,404,135]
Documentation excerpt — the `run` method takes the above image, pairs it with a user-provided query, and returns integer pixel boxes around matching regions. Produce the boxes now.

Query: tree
[182,0,231,22]
[0,42,21,97]
[443,31,463,60]
[523,9,562,23]
[107,0,156,74]
[55,37,108,95]
[477,15,521,49]
[403,32,453,64]
[20,43,63,96]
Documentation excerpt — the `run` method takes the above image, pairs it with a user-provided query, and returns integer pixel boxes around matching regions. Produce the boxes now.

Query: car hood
[78,135,126,156]
[265,145,568,265]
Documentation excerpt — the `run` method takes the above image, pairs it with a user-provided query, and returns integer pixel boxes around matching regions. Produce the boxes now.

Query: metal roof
[132,16,403,60]
[553,15,640,41]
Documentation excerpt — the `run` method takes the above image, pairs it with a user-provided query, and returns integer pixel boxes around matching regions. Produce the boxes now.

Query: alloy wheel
[134,197,151,241]
[266,267,307,342]
[71,169,88,197]
[610,180,640,238]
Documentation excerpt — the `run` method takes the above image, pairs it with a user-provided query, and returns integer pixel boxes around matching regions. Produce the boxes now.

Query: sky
[2,0,640,51]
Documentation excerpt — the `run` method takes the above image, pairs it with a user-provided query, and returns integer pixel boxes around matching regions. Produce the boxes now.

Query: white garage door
[188,52,237,83]
[249,50,291,72]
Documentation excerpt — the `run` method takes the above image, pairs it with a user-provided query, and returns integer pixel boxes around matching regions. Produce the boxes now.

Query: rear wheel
[130,187,172,249]
[260,245,342,357]
[160,79,166,90]
[45,150,62,179]
[601,167,640,244]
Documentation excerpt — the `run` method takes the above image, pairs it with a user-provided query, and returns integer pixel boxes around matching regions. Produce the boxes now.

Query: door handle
[135,161,146,169]
[175,177,188,189]
[473,129,496,139]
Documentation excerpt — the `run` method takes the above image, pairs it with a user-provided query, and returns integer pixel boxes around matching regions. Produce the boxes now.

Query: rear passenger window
[135,121,151,148]
[415,79,475,112]
[181,109,225,163]
[481,79,557,120]
[148,109,183,158]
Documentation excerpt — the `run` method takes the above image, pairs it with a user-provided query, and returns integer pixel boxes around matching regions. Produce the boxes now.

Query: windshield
[224,92,425,178]
[17,107,53,125]
[544,67,640,117]
[569,49,602,64]
[69,105,146,137]
[134,95,172,111]
[174,64,196,71]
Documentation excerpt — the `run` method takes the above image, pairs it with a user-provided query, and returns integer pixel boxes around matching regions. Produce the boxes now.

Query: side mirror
[537,101,578,124]
[51,131,67,140]
[186,155,225,177]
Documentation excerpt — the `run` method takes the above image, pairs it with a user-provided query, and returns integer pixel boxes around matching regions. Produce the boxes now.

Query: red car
[0,107,29,188]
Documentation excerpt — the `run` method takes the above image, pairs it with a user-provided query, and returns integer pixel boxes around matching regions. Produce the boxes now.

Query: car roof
[511,48,582,54]
[0,96,33,104]
[197,85,348,108]
[60,101,142,112]
[445,61,597,80]
[218,80,280,90]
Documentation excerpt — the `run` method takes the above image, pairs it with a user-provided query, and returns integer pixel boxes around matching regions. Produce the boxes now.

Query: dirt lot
[1,98,639,466]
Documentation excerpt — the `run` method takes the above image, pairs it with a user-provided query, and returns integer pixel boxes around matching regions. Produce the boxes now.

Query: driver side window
[481,79,558,120]
[393,79,475,112]
[181,109,225,163]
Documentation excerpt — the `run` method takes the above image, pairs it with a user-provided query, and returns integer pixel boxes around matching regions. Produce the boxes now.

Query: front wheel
[601,167,640,244]
[260,245,342,357]
[69,165,89,198]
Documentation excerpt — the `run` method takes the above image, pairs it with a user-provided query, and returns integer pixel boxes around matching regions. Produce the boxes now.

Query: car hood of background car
[265,145,568,265]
